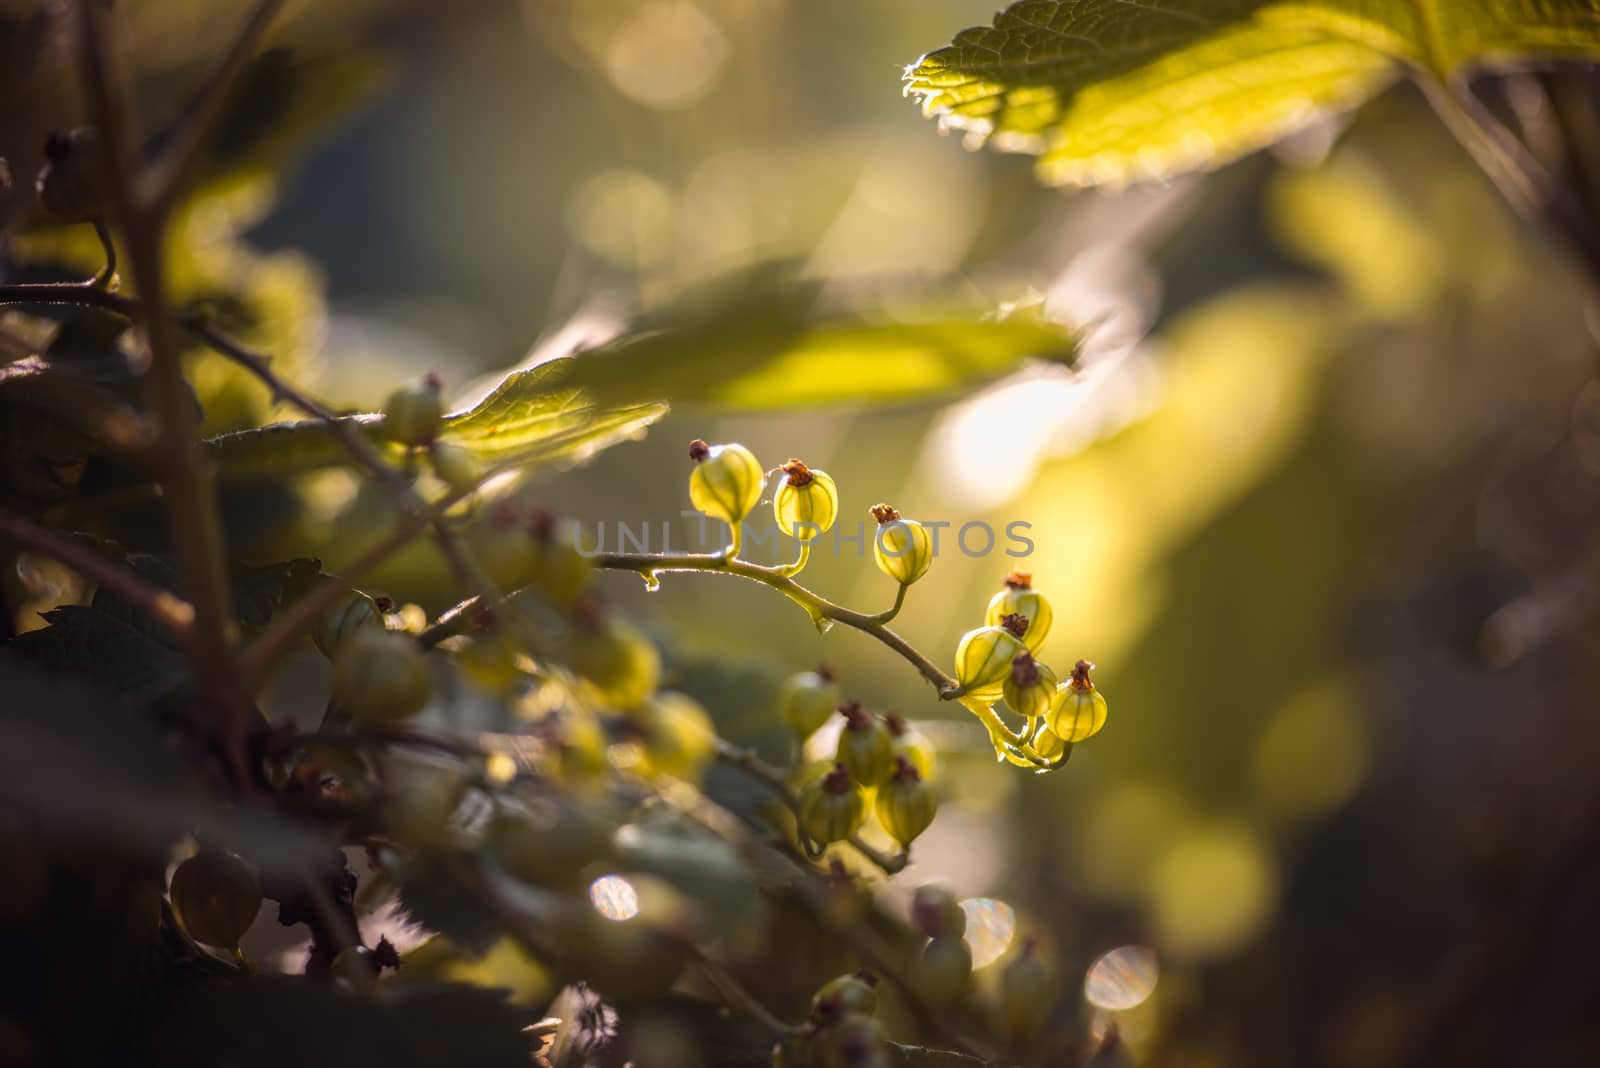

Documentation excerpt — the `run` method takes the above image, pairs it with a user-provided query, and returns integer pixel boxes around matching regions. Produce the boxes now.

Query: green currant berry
[311,587,384,659]
[885,713,937,781]
[455,624,526,695]
[381,373,445,446]
[911,884,966,940]
[571,616,660,710]
[875,757,937,848]
[428,439,481,492]
[869,503,933,586]
[36,128,105,222]
[485,799,614,889]
[997,940,1056,1042]
[799,763,867,844]
[466,498,541,590]
[1002,651,1057,719]
[549,712,610,784]
[774,459,839,541]
[1046,659,1108,743]
[581,915,689,1000]
[835,702,893,787]
[688,438,765,527]
[779,665,839,737]
[985,570,1052,653]
[910,935,972,1006]
[331,627,431,724]
[953,615,1030,700]
[1030,723,1067,762]
[640,691,717,782]
[811,972,879,1024]
[819,1014,889,1068]
[168,849,261,951]
[528,510,594,607]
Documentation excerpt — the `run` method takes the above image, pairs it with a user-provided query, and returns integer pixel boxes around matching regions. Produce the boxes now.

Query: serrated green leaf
[201,364,665,481]
[4,605,189,702]
[905,0,1600,188]
[560,267,1077,410]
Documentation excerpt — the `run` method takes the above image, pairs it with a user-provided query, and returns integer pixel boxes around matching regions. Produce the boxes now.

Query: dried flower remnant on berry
[1070,659,1096,689]
[1001,613,1030,639]
[1004,570,1033,589]
[782,458,815,486]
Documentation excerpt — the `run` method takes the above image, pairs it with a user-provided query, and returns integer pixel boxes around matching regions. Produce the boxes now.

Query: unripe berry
[331,627,431,724]
[168,849,261,951]
[582,915,689,1001]
[811,972,879,1024]
[869,503,933,586]
[331,945,378,989]
[885,713,937,781]
[1030,723,1067,762]
[381,373,445,446]
[799,763,867,844]
[639,691,717,782]
[572,616,661,710]
[312,587,384,659]
[779,665,839,737]
[910,935,972,1006]
[454,624,526,695]
[36,128,105,222]
[835,702,893,787]
[428,439,481,492]
[528,510,595,608]
[997,940,1057,1042]
[774,459,839,541]
[985,571,1052,653]
[875,757,937,847]
[484,799,614,889]
[1046,659,1108,743]
[819,1014,889,1068]
[953,615,1030,700]
[688,439,765,527]
[1002,652,1057,720]
[911,884,966,939]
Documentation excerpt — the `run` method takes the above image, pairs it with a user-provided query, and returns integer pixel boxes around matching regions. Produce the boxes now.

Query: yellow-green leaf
[559,267,1077,410]
[904,0,1600,188]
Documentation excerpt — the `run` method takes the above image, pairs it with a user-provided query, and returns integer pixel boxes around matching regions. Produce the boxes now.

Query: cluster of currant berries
[779,667,939,852]
[954,571,1109,766]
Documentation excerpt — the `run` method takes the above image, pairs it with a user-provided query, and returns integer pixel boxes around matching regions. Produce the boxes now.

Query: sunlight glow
[959,897,1015,968]
[588,875,640,922]
[1084,945,1158,1010]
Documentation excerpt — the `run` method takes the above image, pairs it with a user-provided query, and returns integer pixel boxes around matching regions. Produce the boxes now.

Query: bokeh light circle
[588,875,640,922]
[1084,945,1159,1010]
[959,898,1016,969]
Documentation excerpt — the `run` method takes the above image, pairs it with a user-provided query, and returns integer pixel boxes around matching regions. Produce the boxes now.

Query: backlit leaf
[904,0,1600,187]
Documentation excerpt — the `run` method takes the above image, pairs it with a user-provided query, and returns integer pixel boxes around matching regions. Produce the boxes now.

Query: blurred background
[6,0,1600,1064]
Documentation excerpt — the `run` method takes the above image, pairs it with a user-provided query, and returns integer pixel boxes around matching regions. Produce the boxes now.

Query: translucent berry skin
[799,775,867,844]
[1003,657,1058,720]
[689,442,765,526]
[872,517,933,586]
[954,626,1027,701]
[641,691,717,782]
[572,617,661,711]
[836,715,894,787]
[997,946,1057,1041]
[912,885,967,939]
[36,128,104,222]
[381,377,445,446]
[775,469,839,541]
[985,586,1053,653]
[1047,683,1108,743]
[168,849,261,951]
[819,1013,889,1068]
[312,588,383,659]
[890,727,937,781]
[910,935,972,1006]
[455,627,525,695]
[331,627,431,725]
[1030,724,1067,762]
[428,440,481,492]
[779,670,839,737]
[875,773,937,847]
[811,974,878,1022]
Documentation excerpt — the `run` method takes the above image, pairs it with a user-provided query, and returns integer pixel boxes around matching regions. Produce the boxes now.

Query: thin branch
[75,0,245,745]
[140,0,289,214]
[0,509,196,644]
[714,739,909,876]
[1418,72,1600,287]
[691,953,806,1037]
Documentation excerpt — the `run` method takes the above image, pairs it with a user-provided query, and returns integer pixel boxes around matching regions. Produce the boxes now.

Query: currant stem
[774,540,811,578]
[868,581,909,625]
